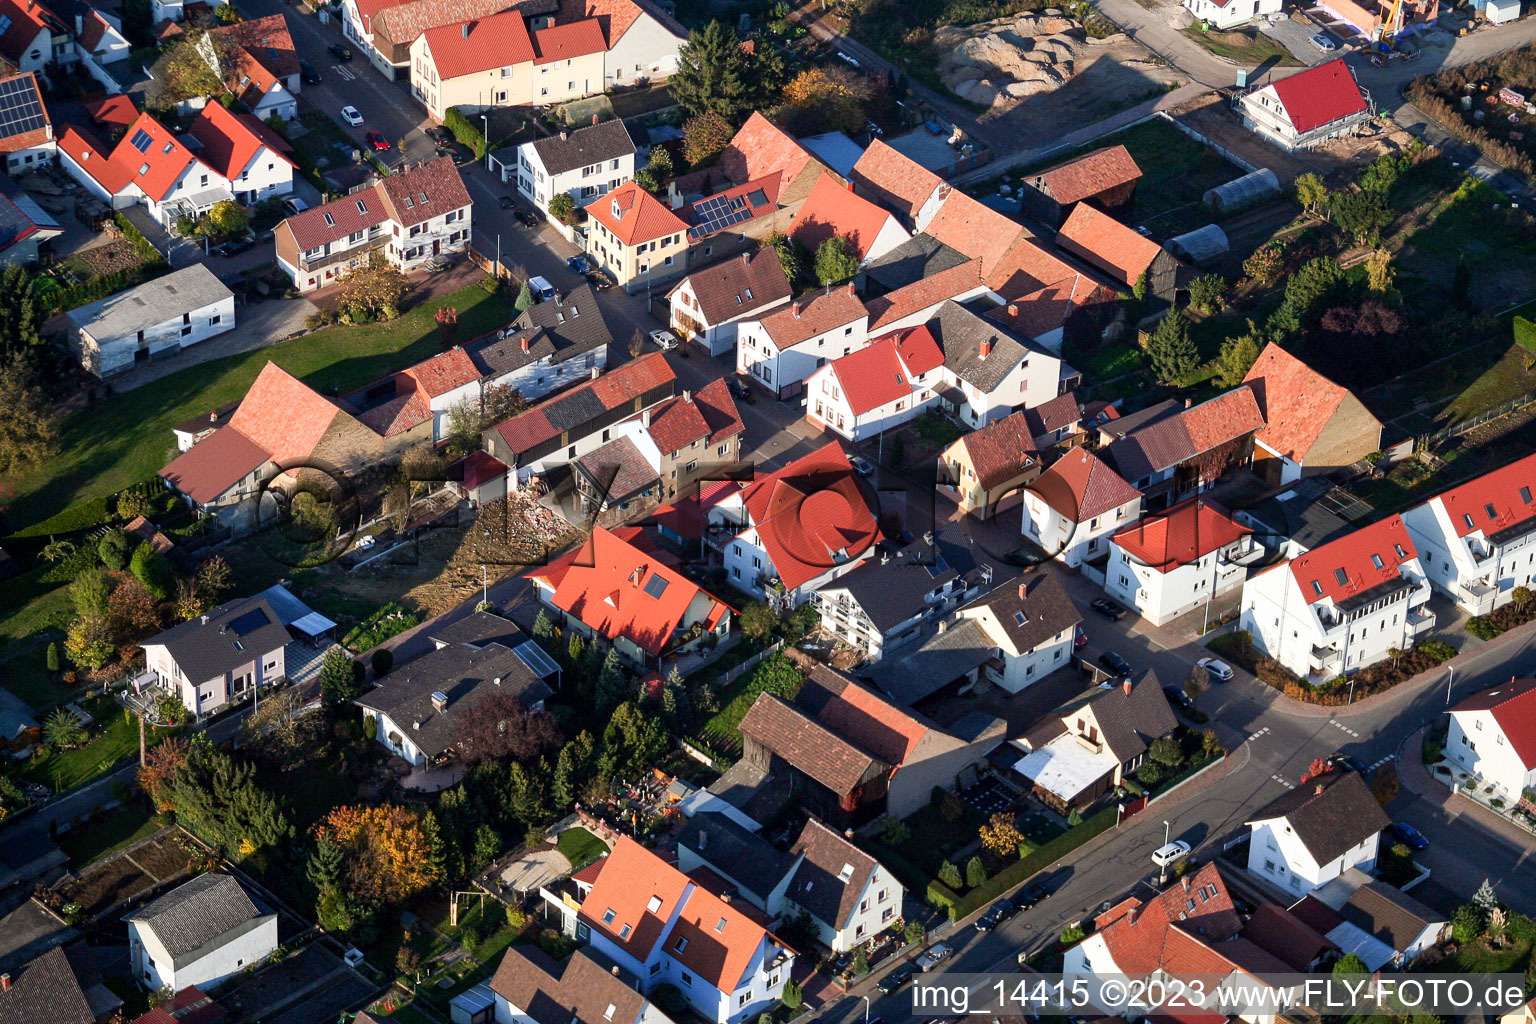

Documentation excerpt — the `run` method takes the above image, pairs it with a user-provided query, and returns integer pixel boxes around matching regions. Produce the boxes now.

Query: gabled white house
[66,263,235,379]
[1446,677,1536,803]
[127,874,278,993]
[506,119,636,219]
[736,284,869,400]
[1184,0,1281,29]
[1239,514,1434,685]
[1237,59,1372,151]
[577,836,794,1024]
[668,249,792,356]
[1245,769,1389,900]
[805,325,943,442]
[1022,448,1143,568]
[595,0,688,89]
[1401,453,1536,616]
[952,573,1081,692]
[488,946,677,1024]
[58,113,233,229]
[185,102,295,206]
[1106,498,1262,627]
[139,596,292,717]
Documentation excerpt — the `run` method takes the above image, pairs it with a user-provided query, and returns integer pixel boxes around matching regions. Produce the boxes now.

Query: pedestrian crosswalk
[1368,754,1394,771]
[1270,773,1296,790]
[1246,726,1271,743]
[1328,719,1360,738]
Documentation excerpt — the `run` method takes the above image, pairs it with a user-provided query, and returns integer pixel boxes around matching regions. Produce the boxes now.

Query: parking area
[1261,13,1343,65]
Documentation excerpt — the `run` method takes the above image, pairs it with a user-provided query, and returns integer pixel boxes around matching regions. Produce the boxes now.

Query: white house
[736,284,869,400]
[1401,453,1536,616]
[0,72,55,175]
[1238,514,1434,685]
[1105,498,1262,627]
[1184,0,1281,29]
[0,0,70,78]
[345,346,482,444]
[1022,448,1143,568]
[58,113,234,230]
[1446,678,1536,803]
[73,11,131,93]
[139,596,292,717]
[928,301,1065,430]
[668,249,792,356]
[952,573,1082,692]
[185,102,295,206]
[805,325,944,442]
[505,119,636,218]
[577,836,795,1024]
[1238,59,1372,151]
[1245,769,1389,900]
[488,946,677,1024]
[1301,868,1450,971]
[66,264,235,378]
[465,282,613,403]
[788,171,910,268]
[710,440,880,606]
[595,0,688,89]
[126,874,278,993]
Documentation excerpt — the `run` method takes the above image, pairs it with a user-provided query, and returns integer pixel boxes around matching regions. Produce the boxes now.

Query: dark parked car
[876,963,919,994]
[1016,882,1051,910]
[299,59,321,84]
[1098,651,1133,677]
[1091,597,1127,620]
[365,131,390,151]
[1328,753,1368,775]
[999,545,1049,568]
[1163,685,1195,712]
[976,897,1016,932]
[328,43,353,60]
[584,268,614,291]
[728,378,754,403]
[212,234,256,257]
[515,209,538,228]
[1387,822,1429,850]
[441,141,475,165]
[498,195,515,210]
[427,125,455,146]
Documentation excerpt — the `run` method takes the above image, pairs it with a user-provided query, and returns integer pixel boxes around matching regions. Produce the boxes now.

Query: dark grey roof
[428,610,528,651]
[0,685,37,739]
[125,874,271,969]
[676,810,791,902]
[0,946,94,1024]
[575,436,659,503]
[468,284,612,377]
[1099,399,1180,441]
[858,618,996,705]
[143,597,293,684]
[784,817,879,930]
[1249,769,1391,866]
[1317,871,1443,952]
[862,234,970,293]
[1077,675,1178,762]
[354,642,554,757]
[821,525,986,633]
[928,301,1038,392]
[958,572,1081,654]
[528,120,636,176]
[1237,478,1355,552]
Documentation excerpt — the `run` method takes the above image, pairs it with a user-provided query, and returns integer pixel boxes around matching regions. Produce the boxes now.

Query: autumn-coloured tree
[176,579,207,623]
[1299,756,1330,785]
[139,736,191,810]
[682,110,735,167]
[780,66,875,135]
[482,384,528,425]
[315,804,446,903]
[65,614,115,670]
[338,253,407,319]
[109,575,161,640]
[436,306,458,350]
[453,693,563,765]
[978,812,1024,858]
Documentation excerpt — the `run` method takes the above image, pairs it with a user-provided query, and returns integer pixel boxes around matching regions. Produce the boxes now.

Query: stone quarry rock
[937,10,1092,109]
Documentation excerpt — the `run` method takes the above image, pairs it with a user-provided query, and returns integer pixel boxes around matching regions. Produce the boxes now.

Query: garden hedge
[949,806,1118,919]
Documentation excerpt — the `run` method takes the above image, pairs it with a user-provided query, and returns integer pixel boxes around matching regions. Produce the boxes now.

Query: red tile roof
[534,18,607,61]
[284,185,388,251]
[824,326,942,416]
[864,259,984,332]
[68,113,209,202]
[1181,385,1265,452]
[739,440,879,590]
[556,0,647,45]
[492,352,675,456]
[1426,450,1536,540]
[371,0,511,44]
[527,526,729,655]
[227,361,343,464]
[789,171,901,260]
[646,378,743,453]
[404,346,480,397]
[1450,678,1536,769]
[214,14,299,108]
[356,390,433,436]
[1268,59,1368,135]
[186,101,295,182]
[675,247,790,325]
[801,665,929,763]
[84,93,138,129]
[923,188,1025,270]
[0,73,48,153]
[1289,514,1417,606]
[1031,447,1140,522]
[1030,144,1142,206]
[1056,203,1162,285]
[756,284,866,349]
[1243,343,1376,463]
[718,112,814,190]
[957,410,1038,490]
[1110,498,1250,573]
[78,10,116,51]
[0,0,55,65]
[378,156,472,227]
[1092,862,1242,976]
[684,173,782,239]
[984,232,1085,299]
[158,424,271,504]
[420,10,534,78]
[849,139,942,221]
[456,450,509,491]
[586,180,687,246]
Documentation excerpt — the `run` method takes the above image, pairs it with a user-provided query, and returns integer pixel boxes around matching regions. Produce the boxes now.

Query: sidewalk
[1397,725,1536,850]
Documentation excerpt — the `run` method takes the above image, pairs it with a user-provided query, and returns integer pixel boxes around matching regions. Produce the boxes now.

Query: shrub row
[55,262,171,313]
[1467,596,1536,640]
[1209,630,1456,706]
[9,495,114,540]
[444,107,488,159]
[948,806,1118,920]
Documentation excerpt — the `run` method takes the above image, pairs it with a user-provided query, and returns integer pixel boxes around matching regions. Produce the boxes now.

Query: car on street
[329,43,353,60]
[213,234,256,257]
[649,328,679,351]
[1151,840,1191,867]
[1197,657,1233,682]
[498,195,516,210]
[1164,685,1195,712]
[999,545,1049,568]
[440,141,475,166]
[1074,625,1087,649]
[567,254,595,274]
[527,275,556,302]
[427,125,455,146]
[1387,822,1429,850]
[584,268,614,290]
[365,131,390,151]
[340,105,364,126]
[1309,32,1338,51]
[876,963,919,994]
[1091,597,1126,620]
[849,454,875,477]
[1016,882,1051,909]
[976,897,1016,931]
[515,209,539,228]
[1327,752,1368,774]
[915,944,952,971]
[282,196,308,215]
[727,378,754,403]
[1098,651,1133,677]
[300,59,321,84]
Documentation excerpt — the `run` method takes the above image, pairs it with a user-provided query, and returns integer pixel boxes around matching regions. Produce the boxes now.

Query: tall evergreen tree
[319,648,362,708]
[596,648,630,714]
[1147,310,1198,384]
[669,21,767,123]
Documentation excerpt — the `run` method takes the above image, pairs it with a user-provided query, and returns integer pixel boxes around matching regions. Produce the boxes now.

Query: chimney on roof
[845,281,856,296]
[1007,303,1019,317]
[201,614,208,625]
[979,338,992,359]
[461,21,469,37]
[521,335,531,353]
[937,619,948,633]
[742,251,751,264]
[1185,397,1193,409]
[1315,783,1325,795]
[593,115,600,126]
[792,302,801,319]
[611,966,621,976]
[1017,582,1027,599]
[560,129,569,142]
[494,676,502,686]
[1182,877,1190,891]
[1127,906,1139,926]
[1122,678,1132,697]
[720,892,732,903]
[642,409,651,427]
[683,389,691,403]
[432,691,449,713]
[591,366,601,380]
[0,974,9,993]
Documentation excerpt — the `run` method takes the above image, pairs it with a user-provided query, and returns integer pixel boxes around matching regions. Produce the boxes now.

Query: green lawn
[697,653,802,756]
[555,826,608,871]
[1180,25,1302,66]
[1,626,70,707]
[1439,341,1536,424]
[1,282,513,532]
[1077,340,1144,380]
[57,806,159,868]
[16,699,174,793]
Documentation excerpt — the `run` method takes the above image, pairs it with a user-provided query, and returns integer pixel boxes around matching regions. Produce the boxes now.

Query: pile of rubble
[936,8,1114,108]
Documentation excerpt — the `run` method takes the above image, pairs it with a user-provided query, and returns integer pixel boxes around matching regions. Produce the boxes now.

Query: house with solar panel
[139,596,294,718]
[0,72,55,175]
[58,112,235,230]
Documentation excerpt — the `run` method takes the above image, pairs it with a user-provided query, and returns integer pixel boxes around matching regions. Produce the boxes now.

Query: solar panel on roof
[129,128,154,153]
[746,189,769,207]
[0,76,45,141]
[227,609,269,636]
[643,574,670,599]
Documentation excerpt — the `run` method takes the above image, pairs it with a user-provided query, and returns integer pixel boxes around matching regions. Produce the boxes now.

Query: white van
[528,276,556,303]
[1151,840,1191,867]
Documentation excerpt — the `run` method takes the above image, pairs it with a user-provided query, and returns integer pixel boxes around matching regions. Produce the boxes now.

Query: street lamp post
[1163,820,1170,847]
[1445,664,1455,706]
[861,995,871,1023]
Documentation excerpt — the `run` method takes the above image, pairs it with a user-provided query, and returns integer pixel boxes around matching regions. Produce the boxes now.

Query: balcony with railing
[1406,605,1436,634]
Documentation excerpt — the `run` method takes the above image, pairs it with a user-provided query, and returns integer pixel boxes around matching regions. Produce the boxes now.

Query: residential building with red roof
[1447,677,1536,804]
[981,274,1119,355]
[1105,498,1259,626]
[735,283,869,399]
[1055,202,1177,299]
[1020,143,1142,227]
[587,180,689,292]
[936,409,1043,520]
[526,526,731,666]
[0,72,54,175]
[337,345,481,443]
[713,111,832,212]
[1022,447,1143,568]
[1238,59,1371,151]
[487,947,676,1024]
[642,378,745,500]
[570,835,794,1023]
[1239,513,1433,683]
[709,440,880,605]
[185,101,294,205]
[0,0,65,78]
[788,171,909,265]
[76,9,131,66]
[667,248,791,355]
[58,112,232,229]
[1101,385,1265,507]
[1243,343,1382,485]
[803,325,943,442]
[1401,451,1536,615]
[210,14,302,121]
[273,156,471,292]
[849,138,945,230]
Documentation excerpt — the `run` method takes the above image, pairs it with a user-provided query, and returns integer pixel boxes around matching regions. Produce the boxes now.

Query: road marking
[334,65,357,80]
[1246,726,1270,742]
[1328,720,1360,738]
[1270,773,1295,789]
[1369,755,1395,770]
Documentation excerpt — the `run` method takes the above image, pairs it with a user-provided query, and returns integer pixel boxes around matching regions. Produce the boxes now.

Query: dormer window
[647,895,662,913]
[674,936,688,952]
[714,917,727,933]
[1370,553,1384,570]
[601,908,616,925]
[1464,513,1475,529]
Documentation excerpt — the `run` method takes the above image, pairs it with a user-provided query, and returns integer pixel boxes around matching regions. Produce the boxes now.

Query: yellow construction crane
[1378,0,1407,49]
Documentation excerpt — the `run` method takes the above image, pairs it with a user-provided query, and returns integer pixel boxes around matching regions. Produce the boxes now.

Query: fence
[1422,387,1536,444]
[1154,111,1262,175]
[716,639,784,686]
